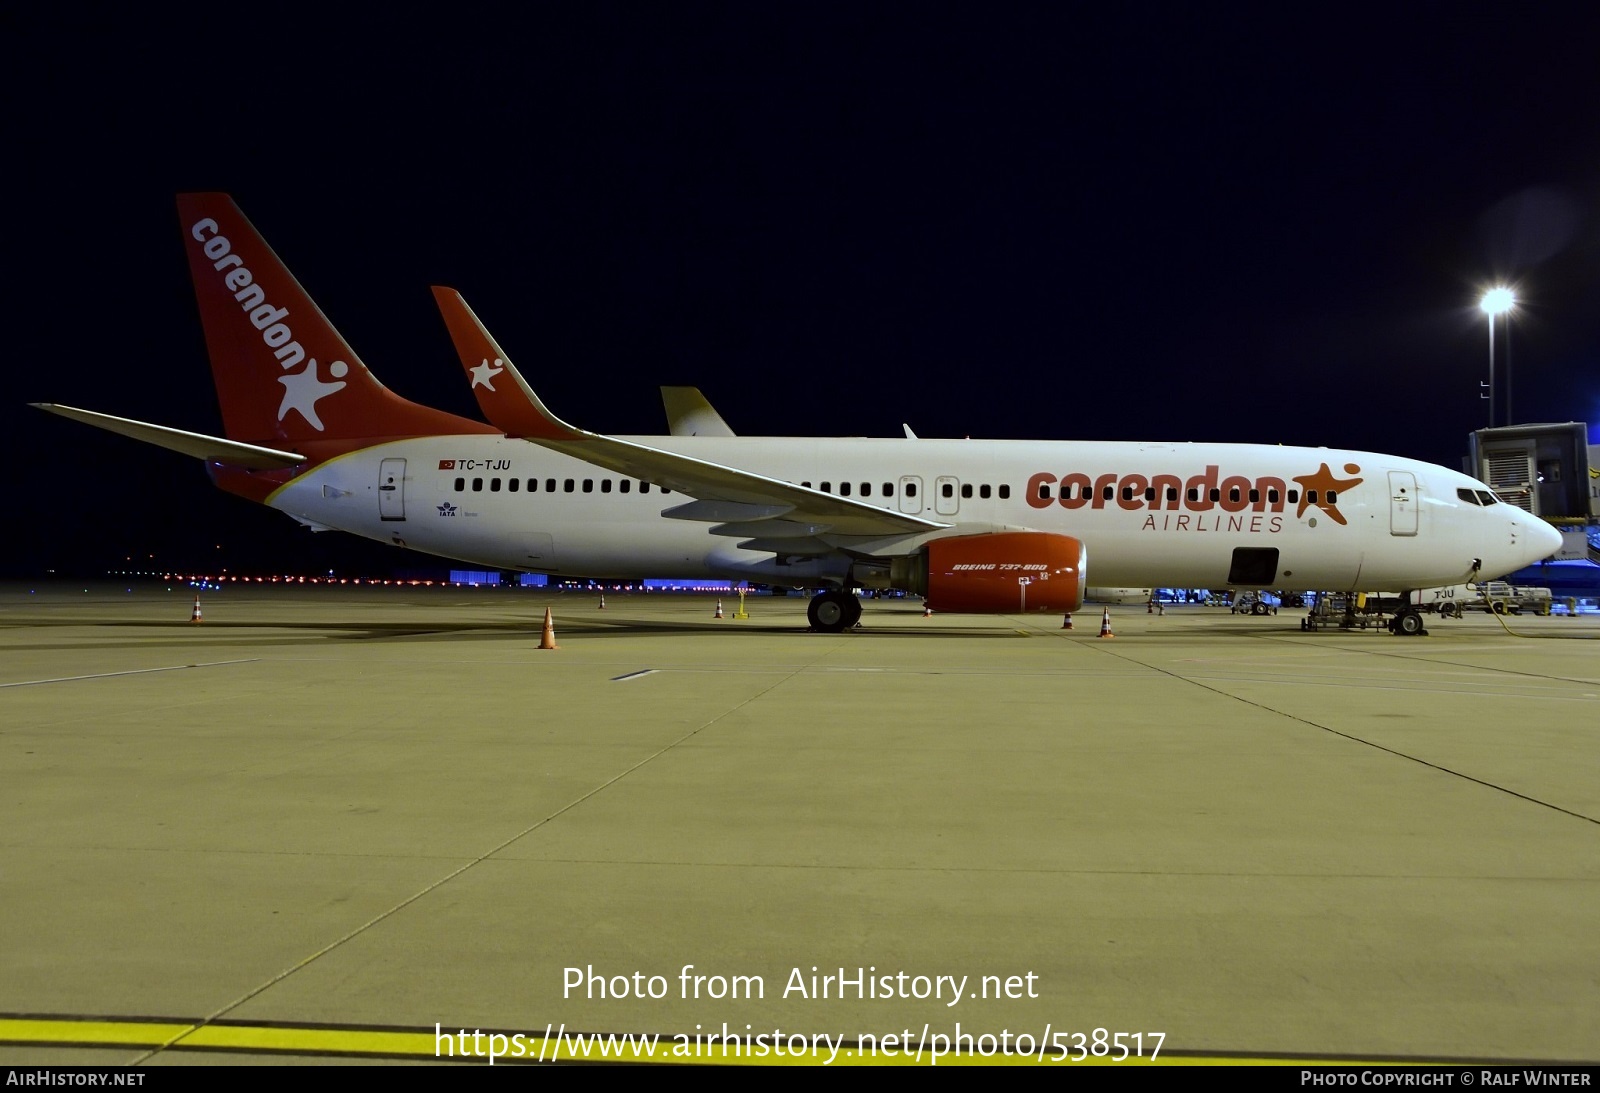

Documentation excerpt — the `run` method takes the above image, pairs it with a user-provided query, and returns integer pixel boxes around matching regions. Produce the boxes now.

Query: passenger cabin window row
[797,481,1012,500]
[452,477,671,495]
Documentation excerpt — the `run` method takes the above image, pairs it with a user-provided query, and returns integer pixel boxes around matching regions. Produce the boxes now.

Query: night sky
[5,8,1599,577]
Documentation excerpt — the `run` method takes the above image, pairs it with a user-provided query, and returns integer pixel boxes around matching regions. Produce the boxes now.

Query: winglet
[430,287,583,442]
[661,387,737,437]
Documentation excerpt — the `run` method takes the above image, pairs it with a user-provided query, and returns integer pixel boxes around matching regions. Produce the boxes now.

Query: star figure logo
[470,357,505,391]
[1291,462,1364,525]
[277,359,348,432]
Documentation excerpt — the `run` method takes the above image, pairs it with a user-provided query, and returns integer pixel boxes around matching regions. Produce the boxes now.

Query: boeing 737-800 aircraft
[34,195,1561,635]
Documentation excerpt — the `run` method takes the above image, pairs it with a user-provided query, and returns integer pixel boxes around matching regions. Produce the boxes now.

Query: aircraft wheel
[1395,610,1425,637]
[1252,602,1269,616]
[842,593,863,629]
[807,592,852,633]
[1438,602,1459,619]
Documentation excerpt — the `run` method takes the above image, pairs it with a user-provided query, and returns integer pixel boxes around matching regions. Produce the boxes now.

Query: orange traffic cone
[189,595,203,623]
[1098,607,1115,638]
[1061,612,1073,630]
[539,607,559,650]
[714,598,725,619]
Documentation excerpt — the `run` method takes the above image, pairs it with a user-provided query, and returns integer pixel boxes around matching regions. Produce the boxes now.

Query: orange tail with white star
[178,193,492,452]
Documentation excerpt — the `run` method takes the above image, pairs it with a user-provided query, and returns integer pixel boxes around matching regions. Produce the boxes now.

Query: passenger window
[1166,488,1178,502]
[1038,481,1052,500]
[1144,487,1155,502]
[883,482,893,496]
[1307,490,1318,504]
[961,484,973,499]
[1121,486,1135,501]
[508,478,519,493]
[997,484,1010,499]
[840,482,852,496]
[640,481,650,494]
[527,479,538,492]
[979,484,991,499]
[1326,490,1337,503]
[1187,488,1199,503]
[1208,488,1220,502]
[1287,489,1299,503]
[907,483,918,497]
[821,482,832,493]
[472,478,483,492]
[491,478,501,492]
[601,479,612,493]
[1228,487,1240,503]
[582,479,594,493]
[563,479,575,493]
[1248,489,1259,504]
[620,480,631,494]
[861,482,871,496]
[942,482,954,498]
[453,477,464,492]
[1267,488,1279,503]
[545,479,555,492]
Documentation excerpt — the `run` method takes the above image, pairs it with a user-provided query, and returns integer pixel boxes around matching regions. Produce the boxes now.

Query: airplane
[32,194,1562,637]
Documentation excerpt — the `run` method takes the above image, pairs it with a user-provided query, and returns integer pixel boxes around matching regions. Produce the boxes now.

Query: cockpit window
[1457,488,1480,505]
[1475,490,1498,506]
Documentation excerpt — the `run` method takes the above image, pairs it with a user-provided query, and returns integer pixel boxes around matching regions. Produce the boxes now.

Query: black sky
[5,7,1599,577]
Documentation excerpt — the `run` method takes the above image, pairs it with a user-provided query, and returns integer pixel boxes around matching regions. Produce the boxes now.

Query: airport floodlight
[1478,286,1516,427]
[1479,287,1515,316]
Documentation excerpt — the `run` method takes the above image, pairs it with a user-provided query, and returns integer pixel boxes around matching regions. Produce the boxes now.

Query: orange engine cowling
[921,532,1087,614]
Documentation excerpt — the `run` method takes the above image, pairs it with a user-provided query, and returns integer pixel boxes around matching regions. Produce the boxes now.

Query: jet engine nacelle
[892,531,1087,614]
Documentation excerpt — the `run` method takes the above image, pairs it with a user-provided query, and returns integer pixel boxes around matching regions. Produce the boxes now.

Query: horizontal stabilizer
[31,404,305,469]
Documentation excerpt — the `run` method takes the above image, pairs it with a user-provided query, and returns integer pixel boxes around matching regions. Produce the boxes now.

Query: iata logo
[1025,463,1365,533]
[437,502,458,517]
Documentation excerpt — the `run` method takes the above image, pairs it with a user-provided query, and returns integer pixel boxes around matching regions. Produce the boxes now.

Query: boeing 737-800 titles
[34,195,1561,635]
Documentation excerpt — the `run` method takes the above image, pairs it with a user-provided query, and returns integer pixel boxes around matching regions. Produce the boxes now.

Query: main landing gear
[1387,606,1427,637]
[808,590,862,633]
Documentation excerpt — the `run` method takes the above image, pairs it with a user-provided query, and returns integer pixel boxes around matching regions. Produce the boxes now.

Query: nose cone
[1521,515,1563,566]
[1510,512,1561,569]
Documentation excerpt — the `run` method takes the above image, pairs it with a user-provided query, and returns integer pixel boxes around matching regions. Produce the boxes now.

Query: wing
[429,287,948,547]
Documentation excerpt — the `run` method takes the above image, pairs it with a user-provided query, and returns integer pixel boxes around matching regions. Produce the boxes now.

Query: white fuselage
[267,435,1559,592]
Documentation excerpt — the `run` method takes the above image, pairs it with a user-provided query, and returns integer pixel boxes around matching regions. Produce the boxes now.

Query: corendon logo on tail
[1025,463,1364,533]
[189,218,346,431]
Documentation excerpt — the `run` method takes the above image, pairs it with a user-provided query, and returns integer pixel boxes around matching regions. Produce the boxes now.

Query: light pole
[1480,287,1514,428]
